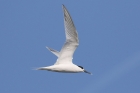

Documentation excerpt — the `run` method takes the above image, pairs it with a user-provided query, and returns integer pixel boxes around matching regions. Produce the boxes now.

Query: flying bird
[37,5,92,75]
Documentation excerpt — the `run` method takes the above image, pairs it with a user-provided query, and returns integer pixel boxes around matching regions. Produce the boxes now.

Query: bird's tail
[33,67,48,70]
[31,67,39,70]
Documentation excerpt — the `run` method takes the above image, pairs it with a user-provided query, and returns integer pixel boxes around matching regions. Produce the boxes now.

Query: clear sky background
[0,0,140,93]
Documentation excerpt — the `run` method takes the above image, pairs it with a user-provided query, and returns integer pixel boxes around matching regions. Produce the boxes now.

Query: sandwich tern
[37,5,92,75]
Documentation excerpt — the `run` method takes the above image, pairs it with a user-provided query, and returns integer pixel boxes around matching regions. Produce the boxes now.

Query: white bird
[37,5,92,75]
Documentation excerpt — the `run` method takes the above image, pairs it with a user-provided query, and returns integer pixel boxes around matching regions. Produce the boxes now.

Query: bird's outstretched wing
[54,5,79,65]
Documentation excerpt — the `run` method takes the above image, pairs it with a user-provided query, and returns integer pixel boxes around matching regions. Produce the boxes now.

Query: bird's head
[78,65,92,75]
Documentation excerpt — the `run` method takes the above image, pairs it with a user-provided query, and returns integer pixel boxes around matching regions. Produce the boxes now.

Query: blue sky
[0,0,140,93]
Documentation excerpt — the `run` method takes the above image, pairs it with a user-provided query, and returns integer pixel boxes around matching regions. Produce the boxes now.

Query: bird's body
[37,5,92,75]
[37,64,83,73]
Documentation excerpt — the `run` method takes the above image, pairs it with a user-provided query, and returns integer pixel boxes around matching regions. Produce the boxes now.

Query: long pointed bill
[84,70,92,75]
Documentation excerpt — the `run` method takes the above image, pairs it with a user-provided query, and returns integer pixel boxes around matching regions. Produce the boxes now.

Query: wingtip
[62,4,66,10]
[46,46,52,52]
[46,46,52,51]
